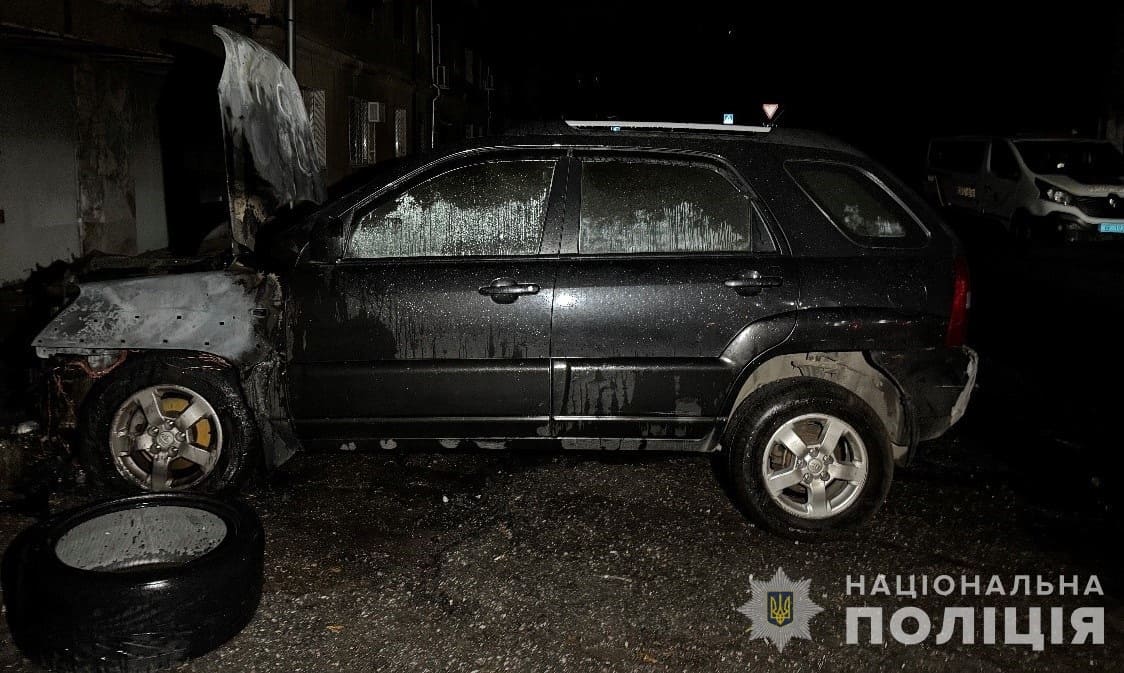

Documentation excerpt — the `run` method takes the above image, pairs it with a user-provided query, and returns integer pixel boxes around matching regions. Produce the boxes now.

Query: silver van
[924,136,1124,242]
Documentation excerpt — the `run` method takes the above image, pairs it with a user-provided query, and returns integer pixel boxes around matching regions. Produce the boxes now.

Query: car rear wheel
[724,378,893,538]
[78,354,258,493]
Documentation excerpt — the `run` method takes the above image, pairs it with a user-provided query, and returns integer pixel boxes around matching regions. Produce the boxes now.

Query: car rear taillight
[946,255,970,347]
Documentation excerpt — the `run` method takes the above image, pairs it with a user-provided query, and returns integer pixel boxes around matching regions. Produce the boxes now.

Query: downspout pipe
[286,0,295,73]
[430,0,440,149]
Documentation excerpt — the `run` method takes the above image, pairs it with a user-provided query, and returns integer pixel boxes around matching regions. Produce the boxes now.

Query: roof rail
[564,120,772,134]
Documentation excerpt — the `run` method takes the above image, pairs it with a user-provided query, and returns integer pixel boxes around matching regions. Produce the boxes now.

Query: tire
[78,354,258,493]
[723,378,893,539]
[1,493,264,673]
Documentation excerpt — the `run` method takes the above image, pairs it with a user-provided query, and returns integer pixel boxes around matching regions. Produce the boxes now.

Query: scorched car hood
[213,26,325,251]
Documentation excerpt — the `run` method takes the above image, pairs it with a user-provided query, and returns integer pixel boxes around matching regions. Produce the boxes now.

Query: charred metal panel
[213,26,325,251]
[33,270,280,365]
[729,351,909,459]
[242,356,300,467]
[870,347,978,442]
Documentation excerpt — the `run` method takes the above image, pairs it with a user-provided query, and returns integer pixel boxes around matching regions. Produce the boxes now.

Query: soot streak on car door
[551,153,799,442]
[287,154,566,442]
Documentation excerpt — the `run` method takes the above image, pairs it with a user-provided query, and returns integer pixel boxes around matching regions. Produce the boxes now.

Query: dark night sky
[479,2,1123,179]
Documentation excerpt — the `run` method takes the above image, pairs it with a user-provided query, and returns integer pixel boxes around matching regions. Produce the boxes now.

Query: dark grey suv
[32,31,976,537]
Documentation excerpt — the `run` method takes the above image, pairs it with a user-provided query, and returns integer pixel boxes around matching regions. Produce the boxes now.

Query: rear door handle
[724,271,783,295]
[479,277,540,304]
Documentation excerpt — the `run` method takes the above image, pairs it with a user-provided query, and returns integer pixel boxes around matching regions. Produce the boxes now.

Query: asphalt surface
[1,412,1121,672]
[2,221,1123,672]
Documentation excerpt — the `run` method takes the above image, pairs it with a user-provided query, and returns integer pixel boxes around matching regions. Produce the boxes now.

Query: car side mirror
[304,214,348,263]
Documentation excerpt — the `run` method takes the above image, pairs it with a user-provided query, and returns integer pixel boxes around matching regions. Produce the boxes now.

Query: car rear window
[578,159,775,254]
[787,162,928,247]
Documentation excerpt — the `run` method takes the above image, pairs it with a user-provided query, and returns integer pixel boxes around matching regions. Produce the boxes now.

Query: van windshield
[1013,141,1124,178]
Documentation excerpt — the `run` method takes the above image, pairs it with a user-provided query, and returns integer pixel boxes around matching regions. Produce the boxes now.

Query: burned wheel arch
[725,352,912,464]
[724,348,978,465]
[33,270,301,472]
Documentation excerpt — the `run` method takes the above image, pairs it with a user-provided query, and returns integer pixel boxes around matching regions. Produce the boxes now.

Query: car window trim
[785,159,932,250]
[339,150,568,262]
[563,149,782,256]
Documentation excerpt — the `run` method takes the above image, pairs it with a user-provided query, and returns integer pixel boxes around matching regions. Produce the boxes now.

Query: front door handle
[479,277,540,304]
[724,271,783,296]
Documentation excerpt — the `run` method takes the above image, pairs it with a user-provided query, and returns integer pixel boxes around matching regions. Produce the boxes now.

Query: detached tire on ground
[724,378,893,539]
[2,494,263,673]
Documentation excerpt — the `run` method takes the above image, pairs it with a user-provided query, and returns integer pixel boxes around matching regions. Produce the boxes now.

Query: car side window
[989,141,1020,181]
[578,159,774,254]
[787,162,928,247]
[348,160,556,258]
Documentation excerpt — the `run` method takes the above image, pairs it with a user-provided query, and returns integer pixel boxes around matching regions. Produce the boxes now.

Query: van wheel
[78,354,258,493]
[724,379,893,539]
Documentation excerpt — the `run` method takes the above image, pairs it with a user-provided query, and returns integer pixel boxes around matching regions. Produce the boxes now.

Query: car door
[287,149,567,442]
[980,138,1020,222]
[549,151,798,445]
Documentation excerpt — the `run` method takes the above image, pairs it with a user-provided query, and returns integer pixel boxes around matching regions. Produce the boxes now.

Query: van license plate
[1098,223,1124,234]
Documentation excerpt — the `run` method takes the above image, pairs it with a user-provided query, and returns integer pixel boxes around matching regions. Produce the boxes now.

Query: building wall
[0,49,169,285]
[0,52,82,285]
[0,0,491,284]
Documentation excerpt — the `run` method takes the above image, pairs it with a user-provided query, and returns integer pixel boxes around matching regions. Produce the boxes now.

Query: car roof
[321,123,871,217]
[497,120,866,156]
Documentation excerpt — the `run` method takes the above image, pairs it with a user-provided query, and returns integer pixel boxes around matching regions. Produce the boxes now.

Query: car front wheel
[724,378,893,538]
[78,354,258,493]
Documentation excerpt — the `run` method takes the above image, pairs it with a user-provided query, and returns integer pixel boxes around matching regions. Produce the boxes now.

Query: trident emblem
[768,591,793,626]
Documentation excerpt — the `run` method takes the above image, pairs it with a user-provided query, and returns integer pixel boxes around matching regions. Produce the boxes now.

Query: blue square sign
[723,113,735,125]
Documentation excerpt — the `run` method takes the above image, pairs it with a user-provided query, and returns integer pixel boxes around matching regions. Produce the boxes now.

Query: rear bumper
[870,346,978,444]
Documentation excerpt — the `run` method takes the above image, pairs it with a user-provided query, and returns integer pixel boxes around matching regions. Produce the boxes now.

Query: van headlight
[1036,179,1073,206]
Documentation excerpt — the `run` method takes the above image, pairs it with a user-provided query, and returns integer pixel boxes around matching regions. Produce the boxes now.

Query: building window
[349,97,379,166]
[465,49,475,85]
[394,109,408,158]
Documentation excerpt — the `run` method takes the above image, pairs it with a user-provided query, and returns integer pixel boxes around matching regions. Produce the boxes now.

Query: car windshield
[1013,141,1124,177]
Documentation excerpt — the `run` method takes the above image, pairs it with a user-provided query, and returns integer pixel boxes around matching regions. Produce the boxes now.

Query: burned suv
[32,31,976,537]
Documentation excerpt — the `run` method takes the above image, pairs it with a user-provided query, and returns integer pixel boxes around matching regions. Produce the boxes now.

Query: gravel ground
[1,415,1121,672]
